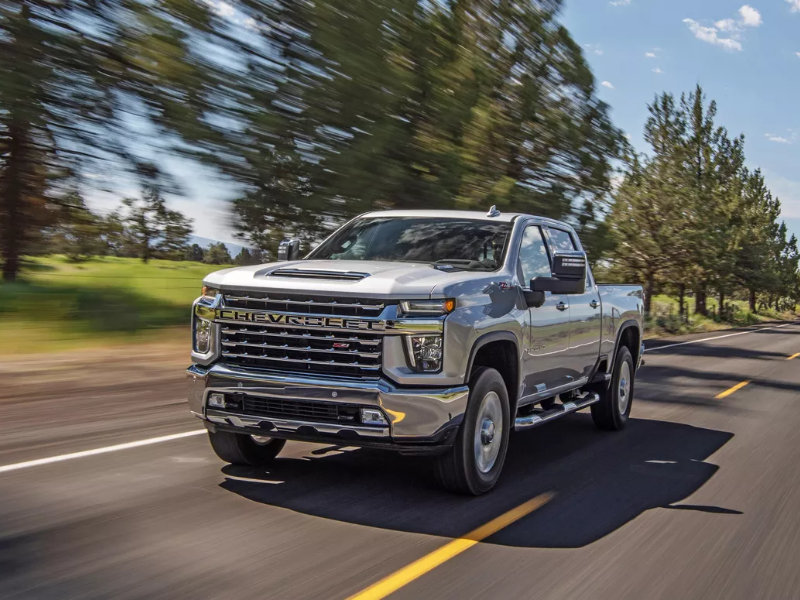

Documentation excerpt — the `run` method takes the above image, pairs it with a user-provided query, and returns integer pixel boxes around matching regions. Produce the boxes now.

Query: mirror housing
[277,238,301,261]
[529,250,587,296]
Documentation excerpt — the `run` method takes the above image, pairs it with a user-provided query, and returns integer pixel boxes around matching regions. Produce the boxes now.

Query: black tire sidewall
[610,346,634,427]
[458,367,511,494]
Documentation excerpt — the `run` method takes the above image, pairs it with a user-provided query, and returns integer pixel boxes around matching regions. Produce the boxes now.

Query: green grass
[646,293,795,338]
[0,255,229,354]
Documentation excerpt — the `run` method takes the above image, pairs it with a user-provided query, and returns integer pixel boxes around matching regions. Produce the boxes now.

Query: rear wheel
[434,367,510,495]
[208,430,286,466]
[591,345,634,431]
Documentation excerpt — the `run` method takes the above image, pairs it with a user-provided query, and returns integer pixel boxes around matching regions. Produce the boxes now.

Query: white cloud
[645,51,656,58]
[684,5,762,51]
[738,5,762,26]
[765,130,797,145]
[683,18,743,51]
[584,44,604,56]
[715,18,737,31]
[796,51,800,58]
[766,134,791,144]
[610,0,631,6]
[787,0,800,13]
[652,67,663,74]
[601,81,615,89]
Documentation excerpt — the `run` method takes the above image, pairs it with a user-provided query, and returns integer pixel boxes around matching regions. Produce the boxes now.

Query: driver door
[518,224,573,398]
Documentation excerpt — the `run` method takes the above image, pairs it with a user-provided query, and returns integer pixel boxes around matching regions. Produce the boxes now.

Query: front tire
[208,430,286,466]
[434,367,510,495]
[591,345,635,431]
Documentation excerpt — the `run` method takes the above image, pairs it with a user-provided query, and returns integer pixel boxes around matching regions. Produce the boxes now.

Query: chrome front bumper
[187,363,469,447]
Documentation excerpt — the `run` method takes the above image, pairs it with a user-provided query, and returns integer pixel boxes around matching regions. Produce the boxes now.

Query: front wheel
[591,345,635,430]
[434,367,510,495]
[208,430,286,466]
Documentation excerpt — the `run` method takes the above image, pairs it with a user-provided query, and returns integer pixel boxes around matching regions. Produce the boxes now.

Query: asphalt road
[1,323,799,599]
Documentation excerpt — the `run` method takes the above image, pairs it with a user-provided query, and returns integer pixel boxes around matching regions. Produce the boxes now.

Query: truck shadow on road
[219,416,735,548]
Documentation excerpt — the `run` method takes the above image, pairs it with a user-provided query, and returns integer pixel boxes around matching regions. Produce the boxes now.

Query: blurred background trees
[0,1,798,316]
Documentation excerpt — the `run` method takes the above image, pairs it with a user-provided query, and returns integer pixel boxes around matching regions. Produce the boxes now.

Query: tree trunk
[695,285,708,316]
[718,291,725,320]
[749,288,756,313]
[1,121,27,282]
[678,284,686,319]
[643,274,654,315]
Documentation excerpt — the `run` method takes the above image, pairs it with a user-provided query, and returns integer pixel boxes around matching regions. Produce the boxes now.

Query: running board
[514,392,600,430]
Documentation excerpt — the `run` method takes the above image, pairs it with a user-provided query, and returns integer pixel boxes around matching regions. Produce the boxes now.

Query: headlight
[406,335,443,372]
[398,299,455,317]
[194,318,213,354]
[201,286,219,302]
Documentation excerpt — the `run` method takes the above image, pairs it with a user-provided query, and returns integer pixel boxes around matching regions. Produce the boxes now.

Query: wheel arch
[465,331,520,414]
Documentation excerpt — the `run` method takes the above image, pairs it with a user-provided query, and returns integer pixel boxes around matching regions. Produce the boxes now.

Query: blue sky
[561,0,800,241]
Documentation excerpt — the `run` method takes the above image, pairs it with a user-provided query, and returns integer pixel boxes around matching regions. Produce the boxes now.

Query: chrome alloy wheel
[251,435,273,445]
[474,390,503,474]
[618,361,631,415]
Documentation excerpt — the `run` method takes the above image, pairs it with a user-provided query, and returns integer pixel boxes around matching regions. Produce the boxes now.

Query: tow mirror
[277,238,301,261]
[529,251,587,299]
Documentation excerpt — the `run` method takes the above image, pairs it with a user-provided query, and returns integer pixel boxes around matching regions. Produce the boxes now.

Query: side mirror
[529,251,587,297]
[277,238,301,261]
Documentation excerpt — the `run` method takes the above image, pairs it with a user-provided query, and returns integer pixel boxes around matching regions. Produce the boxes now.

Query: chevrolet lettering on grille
[215,309,386,332]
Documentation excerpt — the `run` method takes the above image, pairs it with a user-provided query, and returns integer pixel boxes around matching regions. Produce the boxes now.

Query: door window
[518,225,551,285]
[547,228,577,251]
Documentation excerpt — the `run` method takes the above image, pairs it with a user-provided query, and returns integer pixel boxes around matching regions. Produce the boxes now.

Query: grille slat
[220,328,381,346]
[219,292,385,376]
[221,351,381,372]
[221,340,381,359]
[241,396,346,423]
[222,291,384,317]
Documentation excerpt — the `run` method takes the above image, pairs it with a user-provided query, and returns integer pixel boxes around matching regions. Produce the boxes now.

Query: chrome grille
[219,291,384,377]
[222,291,384,317]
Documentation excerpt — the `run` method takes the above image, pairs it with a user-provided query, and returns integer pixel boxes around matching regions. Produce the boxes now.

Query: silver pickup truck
[188,209,644,494]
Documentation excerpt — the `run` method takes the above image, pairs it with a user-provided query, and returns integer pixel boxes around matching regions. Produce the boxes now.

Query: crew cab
[187,209,644,494]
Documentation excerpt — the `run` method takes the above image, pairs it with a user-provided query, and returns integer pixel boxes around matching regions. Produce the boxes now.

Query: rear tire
[434,367,510,495]
[591,346,634,431]
[208,430,286,466]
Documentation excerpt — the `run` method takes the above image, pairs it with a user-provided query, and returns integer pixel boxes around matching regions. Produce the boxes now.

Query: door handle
[590,299,599,309]
[556,301,568,312]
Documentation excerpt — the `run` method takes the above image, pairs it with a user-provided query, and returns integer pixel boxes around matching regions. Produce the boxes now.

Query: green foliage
[0,0,226,280]
[203,242,232,265]
[606,86,800,315]
[119,187,193,262]
[194,0,624,253]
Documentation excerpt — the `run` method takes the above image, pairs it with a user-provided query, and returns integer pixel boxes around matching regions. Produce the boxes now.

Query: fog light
[194,318,212,353]
[361,408,388,426]
[208,393,225,408]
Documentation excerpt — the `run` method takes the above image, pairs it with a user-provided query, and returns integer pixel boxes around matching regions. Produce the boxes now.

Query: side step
[514,391,600,431]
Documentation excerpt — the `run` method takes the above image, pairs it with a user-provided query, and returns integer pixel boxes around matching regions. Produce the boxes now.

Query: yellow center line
[787,353,800,361]
[346,492,554,600]
[715,380,750,399]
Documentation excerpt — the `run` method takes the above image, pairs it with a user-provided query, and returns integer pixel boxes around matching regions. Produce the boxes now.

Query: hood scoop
[268,268,370,281]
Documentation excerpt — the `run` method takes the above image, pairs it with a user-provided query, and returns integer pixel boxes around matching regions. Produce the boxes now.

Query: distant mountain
[189,235,246,257]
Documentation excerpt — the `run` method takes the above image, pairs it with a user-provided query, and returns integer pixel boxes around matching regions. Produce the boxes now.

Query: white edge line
[645,324,790,353]
[0,429,207,474]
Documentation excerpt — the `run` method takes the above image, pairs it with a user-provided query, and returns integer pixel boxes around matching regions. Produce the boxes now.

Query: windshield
[308,217,512,271]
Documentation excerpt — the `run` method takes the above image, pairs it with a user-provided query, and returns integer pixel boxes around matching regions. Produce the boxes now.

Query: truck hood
[202,260,502,298]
